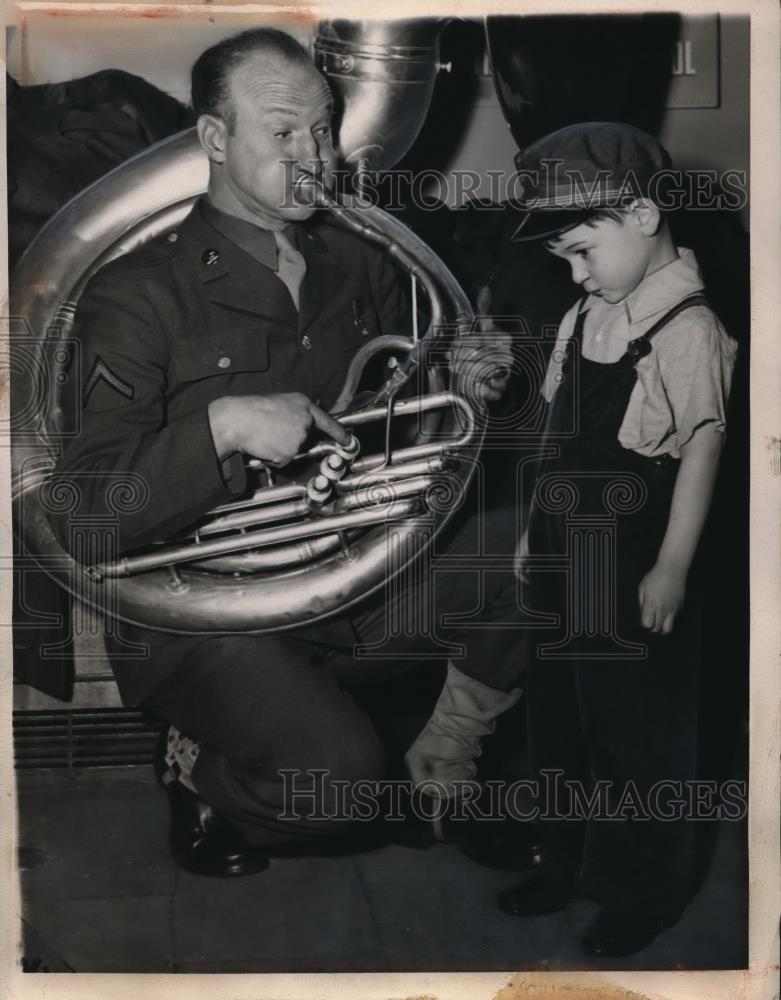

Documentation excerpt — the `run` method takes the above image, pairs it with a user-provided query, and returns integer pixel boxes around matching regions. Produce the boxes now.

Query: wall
[8,11,749,226]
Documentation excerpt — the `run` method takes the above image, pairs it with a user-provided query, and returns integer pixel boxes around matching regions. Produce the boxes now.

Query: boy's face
[544,215,654,304]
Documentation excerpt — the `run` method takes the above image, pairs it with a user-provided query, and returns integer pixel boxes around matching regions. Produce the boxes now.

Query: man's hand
[637,561,687,635]
[209,393,349,466]
[450,285,513,405]
[451,331,514,404]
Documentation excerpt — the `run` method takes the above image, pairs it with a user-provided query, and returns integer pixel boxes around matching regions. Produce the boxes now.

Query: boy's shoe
[582,903,682,958]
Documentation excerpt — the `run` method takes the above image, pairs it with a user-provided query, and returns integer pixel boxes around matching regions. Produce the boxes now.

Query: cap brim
[510,208,593,243]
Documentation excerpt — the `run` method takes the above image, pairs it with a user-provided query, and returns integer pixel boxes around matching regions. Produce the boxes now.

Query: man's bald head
[191,28,316,132]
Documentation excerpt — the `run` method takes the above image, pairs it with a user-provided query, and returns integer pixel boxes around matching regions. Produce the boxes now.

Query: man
[51,28,526,877]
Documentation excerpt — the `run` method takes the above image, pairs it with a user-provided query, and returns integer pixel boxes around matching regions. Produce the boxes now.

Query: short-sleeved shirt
[542,247,738,459]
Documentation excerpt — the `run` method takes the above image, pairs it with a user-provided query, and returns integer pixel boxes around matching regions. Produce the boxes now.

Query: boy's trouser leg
[576,613,702,909]
[525,613,702,908]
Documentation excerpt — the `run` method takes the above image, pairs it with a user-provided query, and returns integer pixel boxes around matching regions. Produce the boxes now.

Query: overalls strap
[625,293,710,364]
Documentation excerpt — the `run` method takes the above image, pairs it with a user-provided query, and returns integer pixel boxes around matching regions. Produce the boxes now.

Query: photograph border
[1,1,778,998]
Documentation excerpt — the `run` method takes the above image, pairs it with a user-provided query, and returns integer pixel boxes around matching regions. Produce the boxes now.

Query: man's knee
[279,731,388,823]
[311,728,387,791]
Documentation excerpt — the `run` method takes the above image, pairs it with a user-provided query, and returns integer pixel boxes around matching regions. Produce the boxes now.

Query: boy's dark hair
[191,28,311,131]
[540,200,670,249]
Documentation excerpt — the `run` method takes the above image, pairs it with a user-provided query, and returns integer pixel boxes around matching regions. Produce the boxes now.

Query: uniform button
[203,248,220,267]
[167,232,178,243]
[301,336,312,351]
[217,356,231,369]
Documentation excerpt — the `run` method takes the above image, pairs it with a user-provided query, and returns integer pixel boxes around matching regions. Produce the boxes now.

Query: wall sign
[666,15,721,109]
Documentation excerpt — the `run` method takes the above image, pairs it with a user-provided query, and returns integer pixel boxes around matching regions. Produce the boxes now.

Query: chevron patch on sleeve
[84,356,135,403]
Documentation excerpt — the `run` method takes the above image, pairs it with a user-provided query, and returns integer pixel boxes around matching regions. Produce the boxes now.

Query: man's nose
[295,132,322,164]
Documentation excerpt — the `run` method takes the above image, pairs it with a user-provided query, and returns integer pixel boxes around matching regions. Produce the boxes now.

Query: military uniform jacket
[52,200,408,557]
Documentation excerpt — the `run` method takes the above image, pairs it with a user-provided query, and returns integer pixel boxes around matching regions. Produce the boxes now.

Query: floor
[16,765,747,974]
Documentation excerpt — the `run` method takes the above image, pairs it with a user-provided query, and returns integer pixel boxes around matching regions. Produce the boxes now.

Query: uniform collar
[200,197,291,272]
[623,247,705,324]
[175,198,339,332]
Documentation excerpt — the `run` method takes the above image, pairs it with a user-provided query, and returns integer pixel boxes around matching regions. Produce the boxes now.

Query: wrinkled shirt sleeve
[620,307,738,457]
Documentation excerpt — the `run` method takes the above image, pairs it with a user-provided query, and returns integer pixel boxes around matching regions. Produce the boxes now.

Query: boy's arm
[638,422,724,634]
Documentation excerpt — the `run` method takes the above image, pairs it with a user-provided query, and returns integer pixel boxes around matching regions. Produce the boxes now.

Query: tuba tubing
[12,130,484,635]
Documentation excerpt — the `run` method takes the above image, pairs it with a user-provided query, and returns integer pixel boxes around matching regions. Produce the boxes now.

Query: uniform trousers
[140,503,526,849]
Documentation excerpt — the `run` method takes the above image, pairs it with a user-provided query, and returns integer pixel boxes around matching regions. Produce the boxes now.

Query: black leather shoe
[155,733,269,878]
[164,778,270,878]
[582,904,682,958]
[446,816,546,872]
[497,867,577,916]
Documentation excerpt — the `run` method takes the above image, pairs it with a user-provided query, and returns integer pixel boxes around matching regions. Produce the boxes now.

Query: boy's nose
[570,259,589,285]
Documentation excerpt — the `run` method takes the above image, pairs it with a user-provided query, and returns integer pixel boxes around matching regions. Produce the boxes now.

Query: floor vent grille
[13,709,163,769]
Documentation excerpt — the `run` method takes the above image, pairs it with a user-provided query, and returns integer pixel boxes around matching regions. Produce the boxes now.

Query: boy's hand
[514,527,530,584]
[637,562,686,634]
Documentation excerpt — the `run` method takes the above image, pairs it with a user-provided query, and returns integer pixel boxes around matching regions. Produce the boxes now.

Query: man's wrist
[208,397,238,461]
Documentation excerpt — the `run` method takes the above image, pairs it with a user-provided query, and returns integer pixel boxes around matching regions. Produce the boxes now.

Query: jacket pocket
[169,330,269,382]
[331,301,378,352]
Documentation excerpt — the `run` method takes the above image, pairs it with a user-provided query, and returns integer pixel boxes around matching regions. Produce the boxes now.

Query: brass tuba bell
[11,18,492,635]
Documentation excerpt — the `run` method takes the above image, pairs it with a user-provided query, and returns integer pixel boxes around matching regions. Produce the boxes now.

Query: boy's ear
[197,114,228,164]
[628,198,662,236]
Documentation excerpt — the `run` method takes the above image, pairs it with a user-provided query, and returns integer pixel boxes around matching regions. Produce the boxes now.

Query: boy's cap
[510,121,670,242]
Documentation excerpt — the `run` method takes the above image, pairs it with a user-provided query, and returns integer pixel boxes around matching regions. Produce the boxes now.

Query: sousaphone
[11,19,494,634]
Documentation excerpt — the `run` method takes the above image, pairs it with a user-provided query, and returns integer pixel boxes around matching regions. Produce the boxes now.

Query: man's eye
[577,249,590,258]
[275,131,292,140]
[315,125,331,137]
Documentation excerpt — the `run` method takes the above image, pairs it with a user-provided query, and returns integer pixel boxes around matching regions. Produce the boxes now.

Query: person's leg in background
[334,502,529,853]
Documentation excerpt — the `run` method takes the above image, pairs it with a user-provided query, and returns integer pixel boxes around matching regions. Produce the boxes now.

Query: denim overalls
[525,292,709,909]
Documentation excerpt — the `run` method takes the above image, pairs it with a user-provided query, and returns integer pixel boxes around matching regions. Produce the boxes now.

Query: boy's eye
[577,249,590,258]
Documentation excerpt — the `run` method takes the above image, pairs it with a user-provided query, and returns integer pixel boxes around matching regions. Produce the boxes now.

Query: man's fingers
[307,402,350,445]
[660,612,676,636]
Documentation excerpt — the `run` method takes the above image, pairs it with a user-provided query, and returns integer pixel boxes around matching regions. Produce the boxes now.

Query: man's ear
[629,198,662,236]
[197,114,228,164]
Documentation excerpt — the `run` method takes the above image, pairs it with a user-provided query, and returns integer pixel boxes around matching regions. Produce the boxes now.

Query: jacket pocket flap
[170,331,269,381]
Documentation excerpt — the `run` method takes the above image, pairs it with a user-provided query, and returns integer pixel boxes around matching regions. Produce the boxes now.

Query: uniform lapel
[177,204,297,329]
[297,222,348,335]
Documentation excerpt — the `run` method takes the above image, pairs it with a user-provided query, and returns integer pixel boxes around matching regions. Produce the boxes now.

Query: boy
[498,122,738,957]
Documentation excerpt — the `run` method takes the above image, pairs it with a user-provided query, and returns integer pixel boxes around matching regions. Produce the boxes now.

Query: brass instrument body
[11,18,486,635]
[12,141,481,635]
